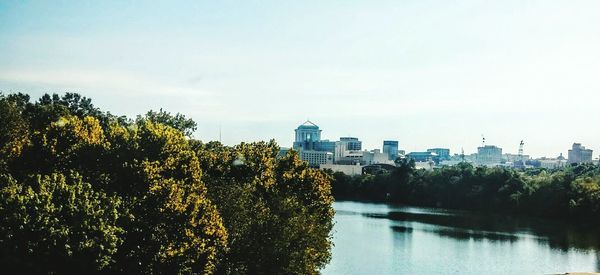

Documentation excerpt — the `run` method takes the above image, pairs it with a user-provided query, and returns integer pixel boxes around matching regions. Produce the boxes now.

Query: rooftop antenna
[481,134,486,147]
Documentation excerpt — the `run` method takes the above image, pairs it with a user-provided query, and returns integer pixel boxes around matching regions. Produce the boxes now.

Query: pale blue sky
[1,1,599,158]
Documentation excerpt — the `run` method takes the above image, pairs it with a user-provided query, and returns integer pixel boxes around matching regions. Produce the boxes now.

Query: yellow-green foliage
[0,172,123,273]
[130,120,228,274]
[0,98,30,163]
[197,141,334,275]
[0,96,229,274]
[0,93,334,275]
[41,115,107,158]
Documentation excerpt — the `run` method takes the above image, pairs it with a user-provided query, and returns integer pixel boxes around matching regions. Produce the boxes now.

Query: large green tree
[196,141,334,274]
[0,92,335,274]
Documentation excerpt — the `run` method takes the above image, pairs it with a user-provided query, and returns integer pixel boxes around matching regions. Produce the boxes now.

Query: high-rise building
[332,137,363,163]
[477,145,502,166]
[568,143,593,164]
[383,140,399,161]
[292,120,340,167]
[293,120,322,150]
[314,140,336,153]
[340,137,362,151]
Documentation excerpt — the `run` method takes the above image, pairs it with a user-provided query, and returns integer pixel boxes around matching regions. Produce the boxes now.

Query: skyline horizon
[0,90,596,159]
[0,89,600,160]
[1,1,599,158]
[283,119,593,160]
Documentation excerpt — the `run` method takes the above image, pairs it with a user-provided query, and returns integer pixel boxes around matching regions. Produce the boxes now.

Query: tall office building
[293,120,336,167]
[383,140,399,161]
[477,145,502,165]
[293,120,322,150]
[340,137,362,151]
[568,143,593,164]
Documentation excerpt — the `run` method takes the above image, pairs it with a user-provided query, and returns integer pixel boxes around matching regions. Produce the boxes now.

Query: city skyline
[288,119,595,160]
[1,1,600,158]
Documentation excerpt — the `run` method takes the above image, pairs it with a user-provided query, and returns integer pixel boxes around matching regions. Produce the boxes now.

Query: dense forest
[330,158,600,221]
[0,93,334,274]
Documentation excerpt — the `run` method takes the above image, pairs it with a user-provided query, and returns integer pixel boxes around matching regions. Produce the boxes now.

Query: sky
[1,0,599,158]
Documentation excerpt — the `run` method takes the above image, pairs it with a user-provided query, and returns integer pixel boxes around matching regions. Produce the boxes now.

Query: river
[322,201,600,274]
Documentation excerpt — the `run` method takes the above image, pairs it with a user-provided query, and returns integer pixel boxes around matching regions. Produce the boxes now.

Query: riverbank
[328,162,600,222]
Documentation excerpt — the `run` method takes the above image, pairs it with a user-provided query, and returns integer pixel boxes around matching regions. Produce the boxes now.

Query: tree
[1,93,229,274]
[110,120,227,274]
[141,109,197,137]
[0,94,30,172]
[196,141,334,274]
[0,172,124,274]
[0,92,336,274]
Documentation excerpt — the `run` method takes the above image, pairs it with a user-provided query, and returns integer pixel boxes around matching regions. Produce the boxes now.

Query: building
[503,153,531,163]
[300,150,333,167]
[293,120,337,167]
[363,150,393,165]
[340,137,362,151]
[477,145,503,166]
[334,137,362,162]
[537,156,568,169]
[383,140,399,161]
[335,150,364,165]
[293,120,322,150]
[406,151,437,162]
[320,163,362,176]
[427,148,450,161]
[568,143,593,164]
[314,140,336,153]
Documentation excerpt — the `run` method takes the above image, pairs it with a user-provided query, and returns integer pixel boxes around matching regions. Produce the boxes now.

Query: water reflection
[364,208,600,251]
[323,201,600,274]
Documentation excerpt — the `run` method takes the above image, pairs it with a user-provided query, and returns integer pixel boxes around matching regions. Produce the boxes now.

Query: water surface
[323,201,600,274]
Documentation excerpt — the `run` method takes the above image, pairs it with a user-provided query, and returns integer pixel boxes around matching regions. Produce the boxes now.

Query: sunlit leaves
[196,141,334,274]
[0,92,334,274]
[0,172,124,273]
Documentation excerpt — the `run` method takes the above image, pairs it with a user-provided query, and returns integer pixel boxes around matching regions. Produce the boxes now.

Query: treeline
[0,93,333,274]
[330,158,600,220]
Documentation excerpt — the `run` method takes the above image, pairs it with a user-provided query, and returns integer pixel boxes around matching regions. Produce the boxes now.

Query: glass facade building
[293,120,322,150]
[383,140,399,161]
[340,137,362,151]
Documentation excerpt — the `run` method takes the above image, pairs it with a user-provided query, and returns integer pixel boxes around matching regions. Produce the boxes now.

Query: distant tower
[481,135,486,147]
[518,140,524,160]
[461,147,465,162]
[514,140,525,168]
[293,120,322,150]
